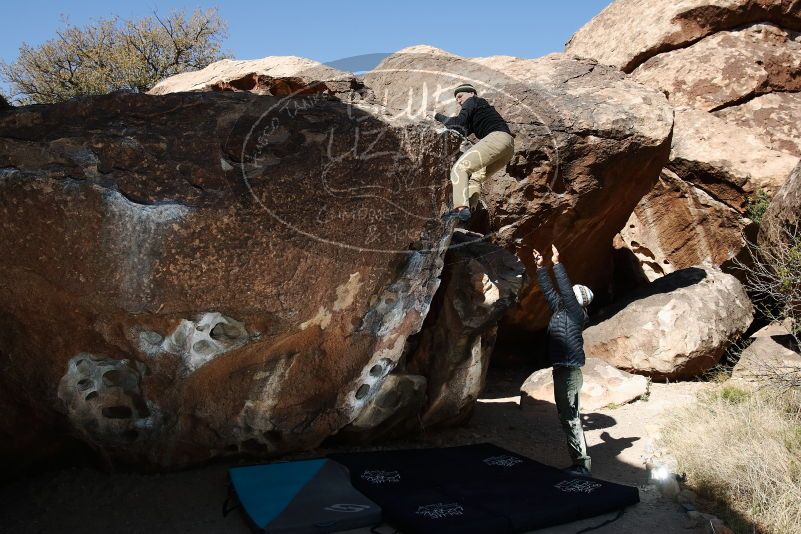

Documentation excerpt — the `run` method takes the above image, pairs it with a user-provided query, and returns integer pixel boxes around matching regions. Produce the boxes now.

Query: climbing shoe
[441,207,471,222]
[563,465,592,477]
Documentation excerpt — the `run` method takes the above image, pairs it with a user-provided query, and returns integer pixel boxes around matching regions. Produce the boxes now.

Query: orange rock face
[569,1,801,283]
[566,0,801,73]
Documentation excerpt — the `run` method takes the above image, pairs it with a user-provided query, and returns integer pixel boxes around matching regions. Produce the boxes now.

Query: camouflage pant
[553,365,591,470]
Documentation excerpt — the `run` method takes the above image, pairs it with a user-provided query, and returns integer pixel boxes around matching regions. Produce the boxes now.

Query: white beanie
[573,284,593,307]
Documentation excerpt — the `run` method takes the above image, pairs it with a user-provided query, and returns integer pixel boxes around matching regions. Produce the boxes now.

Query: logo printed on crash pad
[324,503,372,513]
[361,470,401,484]
[554,479,602,493]
[483,455,523,467]
[415,502,464,519]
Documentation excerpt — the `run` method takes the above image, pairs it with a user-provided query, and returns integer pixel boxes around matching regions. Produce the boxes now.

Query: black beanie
[454,83,477,97]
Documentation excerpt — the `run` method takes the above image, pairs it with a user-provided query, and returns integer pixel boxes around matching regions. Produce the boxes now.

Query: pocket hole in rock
[192,340,214,354]
[355,384,371,400]
[369,364,384,377]
[210,323,226,340]
[77,378,93,391]
[211,322,241,341]
[142,331,163,345]
[122,430,138,442]
[102,370,124,387]
[102,406,133,419]
[85,391,99,401]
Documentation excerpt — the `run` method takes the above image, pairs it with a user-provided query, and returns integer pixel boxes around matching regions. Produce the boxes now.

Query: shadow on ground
[0,369,706,534]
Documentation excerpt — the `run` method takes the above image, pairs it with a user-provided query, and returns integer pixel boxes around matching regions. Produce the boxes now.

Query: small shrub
[746,189,771,226]
[719,385,750,404]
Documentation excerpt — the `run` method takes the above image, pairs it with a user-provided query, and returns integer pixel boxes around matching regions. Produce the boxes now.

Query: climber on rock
[531,244,594,476]
[433,83,515,222]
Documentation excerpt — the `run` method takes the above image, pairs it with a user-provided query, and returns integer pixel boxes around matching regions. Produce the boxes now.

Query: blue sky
[1,1,611,96]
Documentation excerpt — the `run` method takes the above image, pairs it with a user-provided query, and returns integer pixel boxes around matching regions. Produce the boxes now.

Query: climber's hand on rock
[551,244,560,264]
[532,248,544,268]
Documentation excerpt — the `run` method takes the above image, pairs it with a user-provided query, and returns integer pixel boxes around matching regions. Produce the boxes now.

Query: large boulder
[666,108,796,211]
[584,266,754,379]
[731,333,801,382]
[147,56,363,97]
[566,0,801,73]
[363,45,674,333]
[759,160,801,255]
[714,92,801,157]
[520,358,648,411]
[336,230,526,441]
[0,84,471,473]
[616,108,797,279]
[568,1,801,285]
[408,230,526,428]
[618,169,749,281]
[630,23,801,113]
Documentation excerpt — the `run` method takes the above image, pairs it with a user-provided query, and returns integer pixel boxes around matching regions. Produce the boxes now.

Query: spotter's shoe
[563,465,592,477]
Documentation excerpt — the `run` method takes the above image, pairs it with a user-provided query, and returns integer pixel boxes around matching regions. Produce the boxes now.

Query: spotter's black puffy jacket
[434,96,512,139]
[536,263,588,367]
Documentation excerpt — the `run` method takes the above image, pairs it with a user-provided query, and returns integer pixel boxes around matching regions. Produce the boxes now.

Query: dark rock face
[0,95,9,109]
[363,46,673,334]
[0,44,677,474]
[335,229,526,442]
[0,88,479,472]
[409,230,526,427]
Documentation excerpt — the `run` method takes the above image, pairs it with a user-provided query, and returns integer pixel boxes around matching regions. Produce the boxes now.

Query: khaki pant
[450,130,514,208]
[553,366,591,470]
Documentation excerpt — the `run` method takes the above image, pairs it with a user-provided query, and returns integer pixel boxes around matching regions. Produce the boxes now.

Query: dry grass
[661,383,801,534]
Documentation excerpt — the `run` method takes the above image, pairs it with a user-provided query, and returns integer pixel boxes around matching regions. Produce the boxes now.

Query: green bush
[746,189,771,225]
[719,385,750,404]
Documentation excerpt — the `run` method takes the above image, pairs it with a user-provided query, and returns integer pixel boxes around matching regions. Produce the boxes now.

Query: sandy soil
[1,369,709,533]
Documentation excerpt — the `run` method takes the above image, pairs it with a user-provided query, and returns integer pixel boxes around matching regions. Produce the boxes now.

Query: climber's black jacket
[434,96,512,139]
[536,263,588,367]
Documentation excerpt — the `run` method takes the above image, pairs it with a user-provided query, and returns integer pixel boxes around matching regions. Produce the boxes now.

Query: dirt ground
[1,369,710,533]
